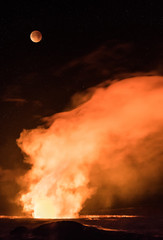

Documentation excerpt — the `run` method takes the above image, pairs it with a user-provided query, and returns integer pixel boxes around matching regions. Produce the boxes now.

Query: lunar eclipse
[30,30,42,43]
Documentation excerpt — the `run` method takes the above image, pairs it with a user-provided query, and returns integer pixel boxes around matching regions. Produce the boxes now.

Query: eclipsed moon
[30,30,42,43]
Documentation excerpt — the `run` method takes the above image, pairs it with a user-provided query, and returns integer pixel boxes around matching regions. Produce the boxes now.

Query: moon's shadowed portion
[7,221,163,240]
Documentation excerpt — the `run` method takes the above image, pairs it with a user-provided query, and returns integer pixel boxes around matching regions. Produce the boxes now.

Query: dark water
[0,215,163,239]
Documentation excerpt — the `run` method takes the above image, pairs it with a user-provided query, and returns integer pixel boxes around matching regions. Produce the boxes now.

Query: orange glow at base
[17,76,163,218]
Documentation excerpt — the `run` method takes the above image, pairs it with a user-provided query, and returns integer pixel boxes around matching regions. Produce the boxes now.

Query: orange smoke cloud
[17,76,163,218]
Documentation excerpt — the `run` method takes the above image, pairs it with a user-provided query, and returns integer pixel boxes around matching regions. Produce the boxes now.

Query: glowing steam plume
[17,76,163,218]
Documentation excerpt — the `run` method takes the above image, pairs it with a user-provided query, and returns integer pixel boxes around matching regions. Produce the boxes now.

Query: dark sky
[0,1,163,216]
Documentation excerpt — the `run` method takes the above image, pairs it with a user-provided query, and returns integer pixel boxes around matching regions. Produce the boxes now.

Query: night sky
[0,1,163,216]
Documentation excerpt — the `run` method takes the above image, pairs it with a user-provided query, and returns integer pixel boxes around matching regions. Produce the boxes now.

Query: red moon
[30,30,42,43]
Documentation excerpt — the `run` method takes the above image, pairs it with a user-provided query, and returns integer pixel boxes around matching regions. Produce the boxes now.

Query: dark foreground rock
[3,221,163,240]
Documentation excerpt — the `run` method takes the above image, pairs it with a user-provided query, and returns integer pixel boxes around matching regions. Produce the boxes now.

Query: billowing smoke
[17,76,163,218]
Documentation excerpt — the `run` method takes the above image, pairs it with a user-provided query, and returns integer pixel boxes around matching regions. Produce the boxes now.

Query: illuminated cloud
[3,98,27,104]
[17,75,163,218]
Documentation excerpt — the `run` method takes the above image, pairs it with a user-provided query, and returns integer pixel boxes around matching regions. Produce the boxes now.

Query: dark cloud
[53,39,163,93]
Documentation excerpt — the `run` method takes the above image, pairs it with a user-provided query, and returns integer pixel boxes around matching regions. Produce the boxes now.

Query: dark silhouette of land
[0,220,161,240]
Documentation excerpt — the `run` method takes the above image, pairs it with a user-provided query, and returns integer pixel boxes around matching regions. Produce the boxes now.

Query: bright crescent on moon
[30,30,42,43]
